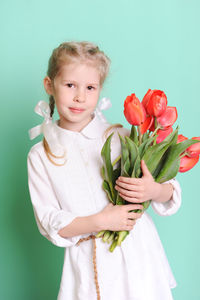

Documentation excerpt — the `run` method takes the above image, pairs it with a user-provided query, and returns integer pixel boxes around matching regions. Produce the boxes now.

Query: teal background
[1,0,200,299]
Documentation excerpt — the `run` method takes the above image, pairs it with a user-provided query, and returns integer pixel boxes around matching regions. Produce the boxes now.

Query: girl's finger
[120,194,144,203]
[127,219,136,226]
[116,188,142,198]
[128,212,143,219]
[125,204,144,211]
[141,160,152,178]
[116,177,142,185]
[115,182,143,191]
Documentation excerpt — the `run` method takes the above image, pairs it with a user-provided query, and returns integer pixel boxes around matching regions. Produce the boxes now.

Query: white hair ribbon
[28,101,52,140]
[95,97,112,123]
[28,101,65,157]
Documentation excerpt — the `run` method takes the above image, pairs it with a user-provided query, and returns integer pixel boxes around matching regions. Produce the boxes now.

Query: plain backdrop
[1,0,200,299]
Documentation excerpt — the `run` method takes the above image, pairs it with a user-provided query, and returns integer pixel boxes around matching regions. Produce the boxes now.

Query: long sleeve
[27,146,81,247]
[151,178,182,216]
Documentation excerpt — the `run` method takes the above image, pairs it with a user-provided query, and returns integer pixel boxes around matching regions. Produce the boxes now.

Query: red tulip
[177,134,188,143]
[177,134,188,156]
[156,126,173,143]
[157,106,177,129]
[186,137,200,158]
[142,89,167,117]
[140,115,154,134]
[179,155,199,172]
[124,93,146,126]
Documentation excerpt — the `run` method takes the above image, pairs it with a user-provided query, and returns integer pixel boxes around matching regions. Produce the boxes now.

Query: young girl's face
[44,62,102,131]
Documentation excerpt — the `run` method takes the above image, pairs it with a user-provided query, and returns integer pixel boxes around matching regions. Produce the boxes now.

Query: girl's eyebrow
[61,80,99,86]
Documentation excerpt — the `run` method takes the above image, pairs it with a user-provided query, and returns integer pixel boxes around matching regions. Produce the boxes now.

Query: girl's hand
[115,160,162,203]
[98,203,143,232]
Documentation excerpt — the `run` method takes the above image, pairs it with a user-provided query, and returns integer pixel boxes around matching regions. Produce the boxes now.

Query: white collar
[54,112,110,144]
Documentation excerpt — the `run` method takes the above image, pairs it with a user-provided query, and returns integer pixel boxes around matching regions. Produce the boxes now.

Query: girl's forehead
[57,62,101,81]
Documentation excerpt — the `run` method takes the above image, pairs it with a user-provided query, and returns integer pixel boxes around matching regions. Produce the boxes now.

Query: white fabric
[27,112,181,300]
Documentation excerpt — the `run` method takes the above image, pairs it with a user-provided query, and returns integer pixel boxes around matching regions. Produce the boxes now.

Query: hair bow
[28,100,65,156]
[95,97,112,123]
[28,101,52,140]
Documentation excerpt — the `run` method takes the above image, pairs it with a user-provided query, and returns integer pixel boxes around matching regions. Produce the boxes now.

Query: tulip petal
[140,115,154,134]
[142,89,153,108]
[179,155,199,172]
[157,106,178,128]
[124,94,146,126]
[177,134,188,143]
[186,137,200,158]
[156,127,173,144]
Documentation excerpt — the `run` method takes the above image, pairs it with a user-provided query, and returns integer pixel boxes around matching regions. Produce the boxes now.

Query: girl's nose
[73,89,85,103]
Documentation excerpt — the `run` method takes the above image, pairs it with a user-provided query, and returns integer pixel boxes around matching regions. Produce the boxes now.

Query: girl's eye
[66,83,74,88]
[87,86,95,90]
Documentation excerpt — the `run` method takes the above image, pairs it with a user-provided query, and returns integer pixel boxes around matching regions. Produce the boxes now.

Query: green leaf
[101,165,106,179]
[124,158,131,176]
[142,131,149,143]
[156,138,200,183]
[133,155,141,178]
[129,125,138,145]
[113,167,121,183]
[142,128,179,175]
[139,136,156,158]
[125,136,139,176]
[118,134,130,176]
[101,132,115,199]
[115,193,125,205]
[102,180,115,204]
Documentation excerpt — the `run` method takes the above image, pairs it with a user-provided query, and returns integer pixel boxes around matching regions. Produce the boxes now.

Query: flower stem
[180,152,186,159]
[102,230,112,242]
[107,232,115,243]
[95,230,106,238]
[112,154,121,167]
[117,231,129,246]
[109,239,118,252]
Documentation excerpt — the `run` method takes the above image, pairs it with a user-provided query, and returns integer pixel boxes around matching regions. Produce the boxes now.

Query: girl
[27,41,181,300]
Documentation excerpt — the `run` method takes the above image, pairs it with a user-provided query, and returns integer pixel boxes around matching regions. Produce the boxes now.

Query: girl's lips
[69,107,85,113]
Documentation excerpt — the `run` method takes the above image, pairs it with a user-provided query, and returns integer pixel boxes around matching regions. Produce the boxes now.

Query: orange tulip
[124,93,146,126]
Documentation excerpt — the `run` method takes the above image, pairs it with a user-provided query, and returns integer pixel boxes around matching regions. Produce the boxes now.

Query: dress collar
[54,112,109,142]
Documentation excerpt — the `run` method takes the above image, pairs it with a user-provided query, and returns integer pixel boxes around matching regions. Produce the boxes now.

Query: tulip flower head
[142,89,168,117]
[124,93,146,126]
[179,155,199,172]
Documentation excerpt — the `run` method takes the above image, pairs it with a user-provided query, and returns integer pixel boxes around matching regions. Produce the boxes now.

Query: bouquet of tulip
[96,89,200,252]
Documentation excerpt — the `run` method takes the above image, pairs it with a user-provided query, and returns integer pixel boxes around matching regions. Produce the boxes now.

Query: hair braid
[49,95,55,118]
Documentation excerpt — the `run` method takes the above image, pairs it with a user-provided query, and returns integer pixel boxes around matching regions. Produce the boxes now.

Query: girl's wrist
[92,212,105,231]
[152,182,174,203]
[151,182,163,202]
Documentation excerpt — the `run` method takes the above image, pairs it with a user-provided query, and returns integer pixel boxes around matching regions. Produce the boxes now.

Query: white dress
[27,112,182,300]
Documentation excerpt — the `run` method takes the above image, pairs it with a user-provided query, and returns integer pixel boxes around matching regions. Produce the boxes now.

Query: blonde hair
[43,41,111,165]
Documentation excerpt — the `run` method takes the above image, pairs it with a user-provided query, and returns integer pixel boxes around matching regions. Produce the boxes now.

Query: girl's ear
[43,76,53,95]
